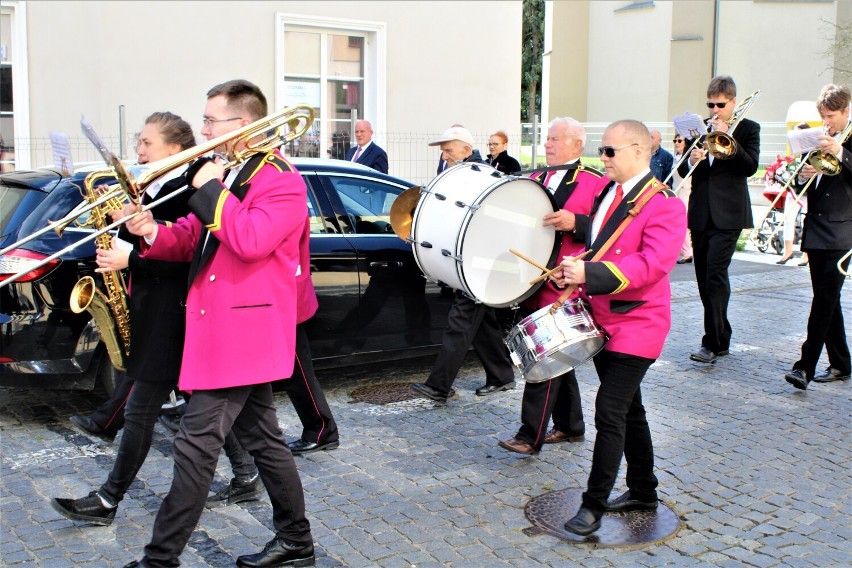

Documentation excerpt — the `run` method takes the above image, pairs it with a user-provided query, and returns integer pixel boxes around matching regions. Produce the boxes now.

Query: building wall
[545,0,843,128]
[21,0,522,179]
[586,1,674,122]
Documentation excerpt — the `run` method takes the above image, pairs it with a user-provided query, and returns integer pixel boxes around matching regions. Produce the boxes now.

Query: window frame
[0,0,31,170]
[275,13,387,161]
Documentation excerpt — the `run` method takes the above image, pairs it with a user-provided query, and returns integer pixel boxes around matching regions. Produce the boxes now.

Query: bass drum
[410,163,558,307]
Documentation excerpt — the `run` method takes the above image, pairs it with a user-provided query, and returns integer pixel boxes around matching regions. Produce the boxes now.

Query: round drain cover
[523,488,680,547]
[349,382,422,405]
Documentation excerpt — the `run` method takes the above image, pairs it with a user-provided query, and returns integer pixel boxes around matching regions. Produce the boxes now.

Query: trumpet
[0,104,316,288]
[753,120,852,245]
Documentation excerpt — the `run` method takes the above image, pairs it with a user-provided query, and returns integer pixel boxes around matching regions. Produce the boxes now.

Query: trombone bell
[704,131,737,160]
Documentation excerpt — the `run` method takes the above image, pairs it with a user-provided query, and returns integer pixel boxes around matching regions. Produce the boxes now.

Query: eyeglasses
[673,138,684,143]
[706,101,728,109]
[202,117,242,127]
[597,143,638,158]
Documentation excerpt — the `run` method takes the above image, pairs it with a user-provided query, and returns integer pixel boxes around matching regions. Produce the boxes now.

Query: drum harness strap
[549,181,666,314]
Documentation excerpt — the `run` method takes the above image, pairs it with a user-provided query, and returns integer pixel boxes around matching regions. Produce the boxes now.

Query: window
[325,175,403,235]
[276,15,386,161]
[0,2,29,172]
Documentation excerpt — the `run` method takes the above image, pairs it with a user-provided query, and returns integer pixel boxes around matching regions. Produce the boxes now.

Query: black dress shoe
[689,346,717,364]
[236,537,315,567]
[158,414,182,434]
[475,381,516,396]
[70,415,116,442]
[606,491,658,512]
[776,256,792,265]
[288,439,340,455]
[122,561,154,568]
[785,368,809,390]
[798,260,809,267]
[206,475,264,508]
[717,349,729,356]
[51,491,117,525]
[676,256,693,264]
[813,367,852,383]
[564,506,601,536]
[411,383,455,402]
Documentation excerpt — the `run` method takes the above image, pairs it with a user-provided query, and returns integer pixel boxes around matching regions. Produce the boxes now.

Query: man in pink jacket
[558,120,686,536]
[498,117,604,456]
[122,80,315,568]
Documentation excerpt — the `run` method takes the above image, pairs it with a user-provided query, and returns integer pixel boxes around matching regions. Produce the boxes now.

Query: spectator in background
[346,120,388,173]
[649,129,674,183]
[776,122,811,266]
[671,134,694,264]
[329,130,350,160]
[487,130,521,174]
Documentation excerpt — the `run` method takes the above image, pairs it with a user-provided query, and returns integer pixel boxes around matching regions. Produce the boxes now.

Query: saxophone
[68,170,132,371]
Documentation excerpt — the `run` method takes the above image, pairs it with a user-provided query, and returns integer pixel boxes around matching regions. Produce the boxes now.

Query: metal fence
[5,122,791,186]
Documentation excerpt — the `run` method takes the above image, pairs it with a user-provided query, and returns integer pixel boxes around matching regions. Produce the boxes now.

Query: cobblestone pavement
[2,252,850,567]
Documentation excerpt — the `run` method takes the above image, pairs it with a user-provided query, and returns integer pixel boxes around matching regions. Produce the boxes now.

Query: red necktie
[543,170,556,188]
[599,184,624,228]
[352,147,362,162]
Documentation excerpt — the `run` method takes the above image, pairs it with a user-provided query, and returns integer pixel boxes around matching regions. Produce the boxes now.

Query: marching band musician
[498,117,604,456]
[121,80,315,568]
[411,126,516,403]
[51,112,195,527]
[558,120,685,536]
[679,75,760,365]
[785,83,852,390]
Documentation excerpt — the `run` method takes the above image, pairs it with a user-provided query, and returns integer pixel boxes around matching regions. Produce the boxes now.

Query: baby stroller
[755,186,803,255]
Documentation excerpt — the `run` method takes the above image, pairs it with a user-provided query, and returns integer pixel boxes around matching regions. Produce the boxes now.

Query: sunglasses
[706,101,728,109]
[597,143,638,158]
[673,138,684,143]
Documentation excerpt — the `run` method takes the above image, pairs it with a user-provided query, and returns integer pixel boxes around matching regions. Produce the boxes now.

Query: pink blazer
[525,167,607,309]
[145,150,308,391]
[579,175,686,359]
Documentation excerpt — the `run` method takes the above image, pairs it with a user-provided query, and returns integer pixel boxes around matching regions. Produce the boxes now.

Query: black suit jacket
[345,143,388,174]
[117,175,191,381]
[800,131,852,251]
[678,117,760,231]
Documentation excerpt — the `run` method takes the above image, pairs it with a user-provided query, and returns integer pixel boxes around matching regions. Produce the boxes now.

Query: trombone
[839,249,852,277]
[0,104,315,289]
[676,90,762,189]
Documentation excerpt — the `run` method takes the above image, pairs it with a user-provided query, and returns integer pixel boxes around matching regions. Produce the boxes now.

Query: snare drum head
[459,177,558,307]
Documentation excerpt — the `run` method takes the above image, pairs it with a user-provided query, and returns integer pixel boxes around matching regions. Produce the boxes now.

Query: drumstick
[529,249,592,285]
[509,249,549,272]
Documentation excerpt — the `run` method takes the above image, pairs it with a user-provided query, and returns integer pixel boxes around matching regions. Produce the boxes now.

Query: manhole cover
[523,488,681,548]
[349,382,422,404]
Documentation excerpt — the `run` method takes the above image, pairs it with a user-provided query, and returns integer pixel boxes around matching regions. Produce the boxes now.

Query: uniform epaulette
[246,150,295,182]
[578,163,603,178]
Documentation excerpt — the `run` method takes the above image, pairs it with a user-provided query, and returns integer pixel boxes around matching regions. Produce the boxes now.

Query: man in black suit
[678,75,760,364]
[785,83,852,389]
[345,120,388,173]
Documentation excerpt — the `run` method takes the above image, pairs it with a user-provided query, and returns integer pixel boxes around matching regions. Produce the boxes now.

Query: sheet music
[673,112,706,140]
[48,131,74,175]
[787,127,823,155]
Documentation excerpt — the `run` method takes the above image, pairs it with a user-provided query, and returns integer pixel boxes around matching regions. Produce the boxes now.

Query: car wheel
[93,353,119,397]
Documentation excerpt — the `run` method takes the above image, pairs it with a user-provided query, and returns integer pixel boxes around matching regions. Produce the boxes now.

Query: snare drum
[410,162,558,307]
[504,299,607,383]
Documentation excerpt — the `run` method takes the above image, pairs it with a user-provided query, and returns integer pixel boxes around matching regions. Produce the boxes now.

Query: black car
[0,158,451,394]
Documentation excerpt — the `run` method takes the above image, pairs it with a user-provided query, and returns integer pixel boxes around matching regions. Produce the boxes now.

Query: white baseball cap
[428,126,474,147]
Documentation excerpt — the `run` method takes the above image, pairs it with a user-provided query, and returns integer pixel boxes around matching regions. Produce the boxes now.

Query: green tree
[522,0,544,122]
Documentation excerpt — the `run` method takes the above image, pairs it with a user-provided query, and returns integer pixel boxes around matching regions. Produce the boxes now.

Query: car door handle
[369,261,403,268]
